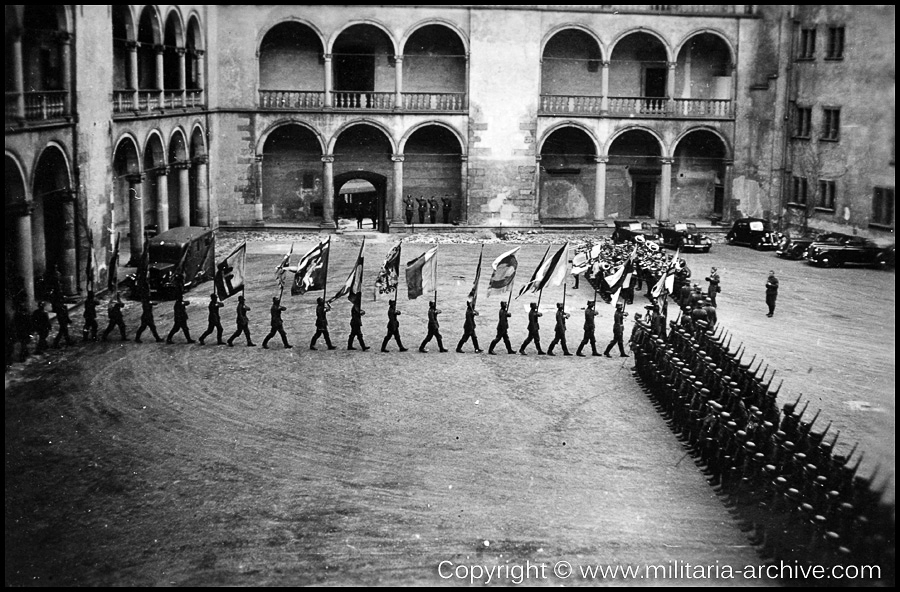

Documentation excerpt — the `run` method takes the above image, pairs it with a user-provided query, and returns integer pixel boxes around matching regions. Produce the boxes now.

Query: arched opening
[137,7,161,98]
[113,138,140,266]
[672,130,728,217]
[258,22,325,109]
[186,15,203,101]
[541,29,603,115]
[607,130,663,218]
[112,6,135,94]
[334,177,382,230]
[142,134,166,236]
[261,125,324,223]
[21,6,67,120]
[333,124,393,231]
[163,11,184,99]
[539,127,597,223]
[189,126,208,226]
[404,125,464,224]
[609,32,669,115]
[168,131,189,228]
[5,155,31,308]
[32,146,75,298]
[675,33,733,116]
[402,25,467,110]
[332,24,395,109]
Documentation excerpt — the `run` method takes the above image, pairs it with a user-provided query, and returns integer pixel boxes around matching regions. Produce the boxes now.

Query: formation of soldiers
[403,194,454,225]
[630,315,894,582]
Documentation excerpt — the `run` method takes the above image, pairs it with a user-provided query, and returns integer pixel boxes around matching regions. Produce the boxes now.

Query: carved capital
[667,61,678,69]
[55,31,73,45]
[155,166,170,177]
[595,155,610,164]
[175,47,186,56]
[125,40,139,51]
[171,160,192,171]
[391,154,405,163]
[194,49,205,57]
[660,157,675,166]
[321,155,335,164]
[193,154,209,166]
[153,44,165,55]
[254,154,264,164]
[125,173,146,184]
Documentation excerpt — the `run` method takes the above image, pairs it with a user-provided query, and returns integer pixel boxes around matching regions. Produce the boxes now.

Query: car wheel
[703,247,711,254]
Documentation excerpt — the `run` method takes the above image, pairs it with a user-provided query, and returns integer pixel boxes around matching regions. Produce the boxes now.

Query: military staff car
[657,221,712,253]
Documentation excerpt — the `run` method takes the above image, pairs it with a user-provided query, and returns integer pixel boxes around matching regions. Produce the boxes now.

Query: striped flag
[467,245,484,307]
[292,237,331,296]
[275,243,294,289]
[328,238,365,304]
[405,246,438,300]
[651,248,680,299]
[536,242,569,290]
[487,247,519,296]
[215,242,247,300]
[610,258,635,306]
[517,244,551,299]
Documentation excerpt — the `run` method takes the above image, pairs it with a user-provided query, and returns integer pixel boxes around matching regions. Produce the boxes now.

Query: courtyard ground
[5,232,893,585]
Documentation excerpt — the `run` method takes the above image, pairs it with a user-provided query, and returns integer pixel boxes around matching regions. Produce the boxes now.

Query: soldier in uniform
[198,293,225,345]
[347,292,370,351]
[456,300,482,353]
[576,300,601,357]
[547,302,572,356]
[488,301,515,355]
[765,270,779,317]
[135,294,164,343]
[705,267,721,307]
[702,299,717,328]
[519,302,545,356]
[52,295,74,348]
[310,297,337,350]
[603,302,629,358]
[419,300,447,353]
[32,301,52,352]
[416,196,428,224]
[381,299,407,352]
[428,196,438,223]
[227,295,255,347]
[442,196,452,224]
[166,294,194,344]
[404,195,415,225]
[82,291,99,342]
[262,296,291,349]
[102,295,128,341]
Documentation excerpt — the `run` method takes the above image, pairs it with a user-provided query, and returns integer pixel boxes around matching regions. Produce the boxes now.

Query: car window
[749,221,764,231]
[629,222,642,231]
[674,223,688,231]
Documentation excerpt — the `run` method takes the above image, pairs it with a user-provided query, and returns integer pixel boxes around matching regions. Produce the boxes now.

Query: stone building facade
[5,5,895,309]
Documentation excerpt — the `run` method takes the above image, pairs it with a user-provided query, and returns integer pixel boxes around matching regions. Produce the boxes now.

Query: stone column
[59,190,78,297]
[195,49,206,104]
[173,161,191,226]
[391,154,405,224]
[460,155,469,224]
[10,28,25,120]
[8,202,36,310]
[193,155,209,227]
[323,54,333,108]
[176,47,187,107]
[600,60,610,113]
[254,155,264,222]
[155,44,165,107]
[156,167,170,233]
[660,157,674,221]
[393,55,403,110]
[57,31,73,116]
[723,159,735,218]
[594,155,609,223]
[321,155,335,228]
[667,61,677,114]
[126,173,146,264]
[126,41,139,110]
[534,155,542,225]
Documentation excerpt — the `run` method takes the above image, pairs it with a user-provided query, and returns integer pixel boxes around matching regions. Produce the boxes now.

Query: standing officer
[419,301,448,353]
[347,292,369,351]
[519,302,545,356]
[262,296,291,349]
[198,293,225,345]
[456,300,482,353]
[576,300,601,357]
[134,293,163,343]
[32,301,51,352]
[227,295,255,347]
[404,195,415,225]
[702,299,717,328]
[442,196,452,224]
[547,302,572,356]
[82,291,99,342]
[603,302,629,358]
[166,294,193,344]
[416,196,428,224]
[381,299,407,352]
[52,295,74,348]
[705,267,721,307]
[765,270,779,317]
[310,297,337,350]
[102,295,128,342]
[488,301,515,355]
[428,196,439,223]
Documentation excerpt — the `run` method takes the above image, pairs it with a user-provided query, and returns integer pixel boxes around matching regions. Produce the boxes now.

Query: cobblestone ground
[5,230,892,586]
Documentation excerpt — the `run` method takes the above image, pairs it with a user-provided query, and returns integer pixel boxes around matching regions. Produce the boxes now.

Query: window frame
[789,175,809,208]
[825,26,845,60]
[871,186,895,228]
[821,107,841,142]
[816,179,836,212]
[798,27,817,61]
[794,105,812,139]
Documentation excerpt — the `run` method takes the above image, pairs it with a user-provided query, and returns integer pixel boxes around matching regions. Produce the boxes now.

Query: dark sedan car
[804,235,890,268]
[612,220,662,246]
[657,221,712,253]
[725,217,778,250]
[776,232,848,260]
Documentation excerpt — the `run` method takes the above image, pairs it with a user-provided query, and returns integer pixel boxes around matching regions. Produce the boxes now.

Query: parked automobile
[725,217,778,250]
[656,221,712,253]
[127,226,216,297]
[804,235,890,268]
[612,220,662,247]
[776,232,849,260]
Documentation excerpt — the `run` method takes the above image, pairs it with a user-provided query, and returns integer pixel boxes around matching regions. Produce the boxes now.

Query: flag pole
[433,243,438,309]
[322,237,330,301]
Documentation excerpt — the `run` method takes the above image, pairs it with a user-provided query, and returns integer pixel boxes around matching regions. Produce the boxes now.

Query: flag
[651,248,680,299]
[487,247,519,297]
[571,243,603,275]
[405,246,438,300]
[107,232,120,293]
[328,238,365,304]
[275,243,294,289]
[215,242,247,300]
[536,242,569,291]
[610,258,635,306]
[467,245,484,306]
[517,244,551,299]
[375,242,402,297]
[292,238,331,296]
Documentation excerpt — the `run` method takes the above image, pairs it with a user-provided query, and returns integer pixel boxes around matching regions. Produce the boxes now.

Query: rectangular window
[818,180,836,210]
[798,28,817,60]
[826,26,845,59]
[794,106,812,138]
[872,187,894,227]
[792,176,808,205]
[822,107,841,141]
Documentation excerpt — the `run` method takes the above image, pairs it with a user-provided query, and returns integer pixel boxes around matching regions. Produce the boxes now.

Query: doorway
[333,172,388,232]
[632,177,657,217]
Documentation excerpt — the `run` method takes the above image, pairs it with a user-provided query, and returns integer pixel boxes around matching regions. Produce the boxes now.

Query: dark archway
[261,124,324,223]
[541,29,603,114]
[333,124,393,232]
[334,173,387,231]
[672,130,729,217]
[403,125,463,224]
[33,146,74,298]
[539,127,597,223]
[332,25,394,109]
[113,137,140,265]
[607,130,664,218]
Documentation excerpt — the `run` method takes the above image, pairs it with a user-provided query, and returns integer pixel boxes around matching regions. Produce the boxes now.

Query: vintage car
[776,232,848,260]
[612,220,662,247]
[656,221,712,253]
[128,226,216,296]
[804,235,890,268]
[725,217,778,250]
